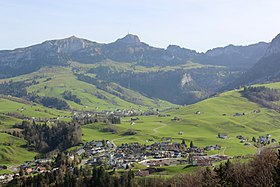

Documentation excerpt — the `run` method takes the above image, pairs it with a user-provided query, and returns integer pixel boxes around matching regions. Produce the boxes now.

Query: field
[82,88,280,156]
[2,69,280,168]
[0,133,37,166]
[0,64,177,111]
[0,96,70,129]
[0,96,71,166]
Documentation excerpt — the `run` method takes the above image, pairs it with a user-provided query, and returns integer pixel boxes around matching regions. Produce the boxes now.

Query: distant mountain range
[0,33,279,105]
[0,34,269,78]
[228,33,280,89]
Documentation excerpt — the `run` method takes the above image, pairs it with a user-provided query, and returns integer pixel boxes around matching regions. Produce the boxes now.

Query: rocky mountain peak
[50,35,89,53]
[265,33,280,56]
[115,34,141,45]
[167,45,182,51]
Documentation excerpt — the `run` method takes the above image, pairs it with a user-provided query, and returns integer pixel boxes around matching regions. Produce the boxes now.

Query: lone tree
[190,141,194,148]
[182,139,186,145]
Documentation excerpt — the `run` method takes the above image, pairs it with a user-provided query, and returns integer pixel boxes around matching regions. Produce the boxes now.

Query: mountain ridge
[0,33,270,78]
[1,33,279,105]
[227,33,280,88]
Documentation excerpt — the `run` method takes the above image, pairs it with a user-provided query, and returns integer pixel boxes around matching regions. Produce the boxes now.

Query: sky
[0,0,280,52]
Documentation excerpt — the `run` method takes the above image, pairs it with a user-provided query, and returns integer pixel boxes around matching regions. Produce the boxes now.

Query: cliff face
[265,33,280,56]
[228,34,280,88]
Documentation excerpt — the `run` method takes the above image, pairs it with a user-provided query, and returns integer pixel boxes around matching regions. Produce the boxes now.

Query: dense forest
[14,121,82,153]
[241,86,280,111]
[5,148,280,187]
[0,80,30,98]
[39,96,69,110]
[62,90,81,104]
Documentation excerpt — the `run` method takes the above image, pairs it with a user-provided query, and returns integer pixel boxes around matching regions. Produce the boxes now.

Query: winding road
[222,147,227,155]
[111,136,131,149]
[153,123,167,134]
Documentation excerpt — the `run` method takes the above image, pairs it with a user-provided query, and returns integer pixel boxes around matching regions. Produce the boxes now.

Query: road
[153,123,167,134]
[111,136,130,149]
[222,147,227,155]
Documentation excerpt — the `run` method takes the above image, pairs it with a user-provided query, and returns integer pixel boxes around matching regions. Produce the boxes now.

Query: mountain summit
[265,33,280,56]
[45,35,93,53]
[115,34,141,45]
[0,33,276,79]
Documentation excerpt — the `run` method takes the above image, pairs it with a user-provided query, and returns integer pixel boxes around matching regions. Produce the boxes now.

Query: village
[0,135,231,184]
[1,109,278,184]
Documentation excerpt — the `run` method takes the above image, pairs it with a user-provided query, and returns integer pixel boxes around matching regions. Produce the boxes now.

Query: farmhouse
[192,156,213,166]
[161,137,172,141]
[137,170,149,177]
[218,133,228,139]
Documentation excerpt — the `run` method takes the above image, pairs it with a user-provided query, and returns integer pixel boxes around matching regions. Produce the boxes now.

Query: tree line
[14,120,82,153]
[0,80,70,110]
[241,86,280,111]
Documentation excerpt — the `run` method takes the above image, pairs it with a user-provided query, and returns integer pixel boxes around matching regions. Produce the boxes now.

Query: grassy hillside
[0,96,71,166]
[0,64,177,111]
[0,62,178,167]
[0,133,37,166]
[0,96,70,129]
[2,66,280,166]
[82,84,280,156]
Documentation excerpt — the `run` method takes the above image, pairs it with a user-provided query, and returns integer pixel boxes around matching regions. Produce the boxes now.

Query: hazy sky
[1,0,280,52]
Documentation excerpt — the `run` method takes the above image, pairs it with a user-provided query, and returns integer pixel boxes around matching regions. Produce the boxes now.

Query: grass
[70,60,210,74]
[0,96,70,131]
[2,65,280,167]
[152,164,202,176]
[0,133,37,165]
[1,65,177,111]
[82,85,280,157]
[0,95,69,167]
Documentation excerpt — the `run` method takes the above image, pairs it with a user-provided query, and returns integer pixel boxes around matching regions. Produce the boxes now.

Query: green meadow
[1,65,176,111]
[0,96,70,129]
[0,96,71,165]
[1,65,280,167]
[82,89,280,156]
[0,133,37,165]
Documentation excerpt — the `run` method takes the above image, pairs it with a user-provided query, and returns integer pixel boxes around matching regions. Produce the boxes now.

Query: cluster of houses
[72,139,212,170]
[236,134,277,146]
[236,135,251,146]
[139,158,188,167]
[257,134,276,145]
[0,159,52,184]
[20,159,52,175]
[72,107,161,119]
[204,144,221,151]
[75,140,114,157]
[191,154,231,166]
[0,138,228,184]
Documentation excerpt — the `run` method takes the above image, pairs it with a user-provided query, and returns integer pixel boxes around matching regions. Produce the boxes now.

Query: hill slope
[80,82,280,156]
[0,95,72,165]
[0,34,268,78]
[0,33,274,104]
[229,34,280,88]
[0,64,177,111]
